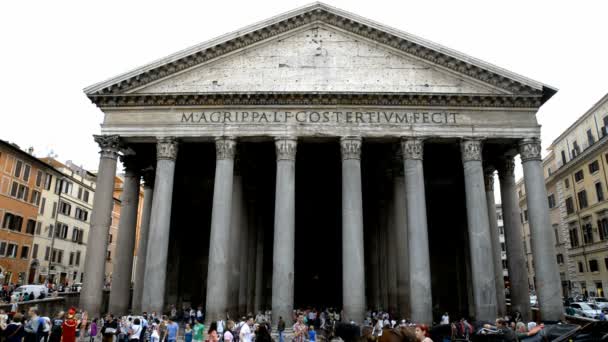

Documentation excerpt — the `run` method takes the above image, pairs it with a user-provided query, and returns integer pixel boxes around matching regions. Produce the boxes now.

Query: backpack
[232,323,244,342]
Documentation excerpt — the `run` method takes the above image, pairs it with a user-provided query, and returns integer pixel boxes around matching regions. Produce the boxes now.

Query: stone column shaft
[461,139,497,321]
[402,138,432,324]
[132,176,154,313]
[369,224,381,311]
[205,137,236,322]
[80,135,121,317]
[393,170,410,319]
[484,170,507,317]
[254,223,265,313]
[520,139,564,321]
[142,137,178,314]
[108,159,141,315]
[247,228,256,314]
[341,137,366,323]
[271,138,297,328]
[238,201,250,316]
[387,197,399,315]
[229,174,244,317]
[498,157,531,320]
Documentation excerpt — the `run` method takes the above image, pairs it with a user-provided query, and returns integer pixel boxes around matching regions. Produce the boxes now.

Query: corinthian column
[484,169,506,317]
[341,136,366,323]
[519,138,563,321]
[497,156,531,321]
[80,135,121,316]
[132,169,154,313]
[109,152,141,315]
[205,137,237,323]
[271,137,297,328]
[402,138,432,324]
[461,139,497,321]
[142,137,178,314]
[392,150,409,319]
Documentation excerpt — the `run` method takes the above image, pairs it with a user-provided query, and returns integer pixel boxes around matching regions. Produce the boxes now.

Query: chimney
[27,147,34,155]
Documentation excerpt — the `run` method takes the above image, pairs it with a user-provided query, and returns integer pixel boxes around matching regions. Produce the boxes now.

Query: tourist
[24,308,42,342]
[223,321,234,342]
[415,324,432,342]
[292,315,307,342]
[49,312,64,342]
[196,307,203,322]
[239,317,253,342]
[441,312,449,325]
[192,319,205,342]
[62,308,78,342]
[5,313,26,342]
[308,326,316,342]
[158,316,168,342]
[491,318,516,342]
[89,318,98,342]
[254,324,271,342]
[184,324,193,342]
[101,314,118,342]
[40,315,51,342]
[149,319,160,342]
[207,327,219,342]
[166,318,179,342]
[128,318,143,342]
[277,316,285,342]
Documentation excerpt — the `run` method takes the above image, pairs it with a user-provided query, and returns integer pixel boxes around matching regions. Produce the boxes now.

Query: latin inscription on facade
[180,111,458,125]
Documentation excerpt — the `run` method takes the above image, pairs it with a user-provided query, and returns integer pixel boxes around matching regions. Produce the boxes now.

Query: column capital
[275,137,297,161]
[461,139,483,162]
[157,137,179,160]
[484,169,495,192]
[401,137,424,160]
[340,136,362,160]
[142,166,155,188]
[215,137,236,160]
[119,148,139,174]
[94,135,121,160]
[519,138,542,162]
[496,155,516,180]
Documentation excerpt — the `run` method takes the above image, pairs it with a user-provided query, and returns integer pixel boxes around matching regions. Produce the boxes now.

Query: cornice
[89,92,542,108]
[86,7,545,98]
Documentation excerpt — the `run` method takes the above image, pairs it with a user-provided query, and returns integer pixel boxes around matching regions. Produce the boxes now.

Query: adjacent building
[518,93,608,298]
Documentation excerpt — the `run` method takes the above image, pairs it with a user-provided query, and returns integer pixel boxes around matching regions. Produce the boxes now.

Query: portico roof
[84,2,556,104]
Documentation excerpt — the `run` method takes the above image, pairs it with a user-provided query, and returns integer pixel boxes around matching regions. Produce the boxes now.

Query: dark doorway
[294,141,342,309]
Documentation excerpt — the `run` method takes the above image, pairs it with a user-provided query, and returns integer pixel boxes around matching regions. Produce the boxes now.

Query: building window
[51,202,57,219]
[557,254,564,264]
[35,170,43,187]
[35,221,41,235]
[579,261,585,273]
[548,194,556,208]
[44,246,50,261]
[573,141,581,157]
[590,259,600,272]
[17,184,29,201]
[20,246,29,259]
[75,208,88,222]
[10,182,18,197]
[108,234,113,244]
[83,190,90,203]
[61,181,73,195]
[596,182,605,202]
[69,252,74,266]
[75,251,81,266]
[554,225,560,244]
[583,223,594,244]
[39,198,45,215]
[25,219,36,235]
[570,227,580,247]
[59,201,71,216]
[500,242,506,252]
[77,187,82,200]
[32,244,38,259]
[44,173,52,190]
[6,244,17,258]
[106,251,111,260]
[3,213,23,232]
[14,160,22,178]
[590,160,600,174]
[30,190,41,206]
[561,150,567,165]
[22,165,30,182]
[600,218,608,241]
[605,258,608,270]
[0,242,6,256]
[51,249,63,264]
[588,129,596,146]
[565,178,570,189]
[72,228,83,244]
[566,197,575,215]
[575,170,585,182]
[47,224,53,238]
[578,190,589,209]
[55,223,68,240]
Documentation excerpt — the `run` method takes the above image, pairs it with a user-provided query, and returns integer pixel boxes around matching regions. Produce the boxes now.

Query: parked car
[569,302,602,319]
[588,296,608,309]
[13,284,48,299]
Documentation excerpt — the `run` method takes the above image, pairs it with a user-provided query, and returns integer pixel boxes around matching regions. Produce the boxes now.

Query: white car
[13,284,48,300]
[588,297,608,310]
[569,302,601,319]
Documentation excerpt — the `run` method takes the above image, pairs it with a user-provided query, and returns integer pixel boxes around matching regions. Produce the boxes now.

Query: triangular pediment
[85,2,555,102]
[132,25,501,95]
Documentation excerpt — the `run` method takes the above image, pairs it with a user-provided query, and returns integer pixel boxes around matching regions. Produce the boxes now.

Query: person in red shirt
[61,308,78,342]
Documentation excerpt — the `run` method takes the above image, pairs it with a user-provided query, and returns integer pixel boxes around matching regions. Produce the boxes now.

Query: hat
[67,308,77,319]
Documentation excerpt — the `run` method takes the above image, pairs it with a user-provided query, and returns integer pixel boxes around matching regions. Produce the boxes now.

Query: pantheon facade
[80,3,564,325]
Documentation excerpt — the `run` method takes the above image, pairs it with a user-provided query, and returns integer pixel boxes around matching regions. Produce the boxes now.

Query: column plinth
[142,137,178,314]
[402,138,432,324]
[272,137,297,328]
[80,135,121,317]
[461,139,497,321]
[519,138,564,321]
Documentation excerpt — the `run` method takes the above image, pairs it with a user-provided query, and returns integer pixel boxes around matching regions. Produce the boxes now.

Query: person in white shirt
[441,313,450,325]
[129,318,143,342]
[239,317,253,342]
